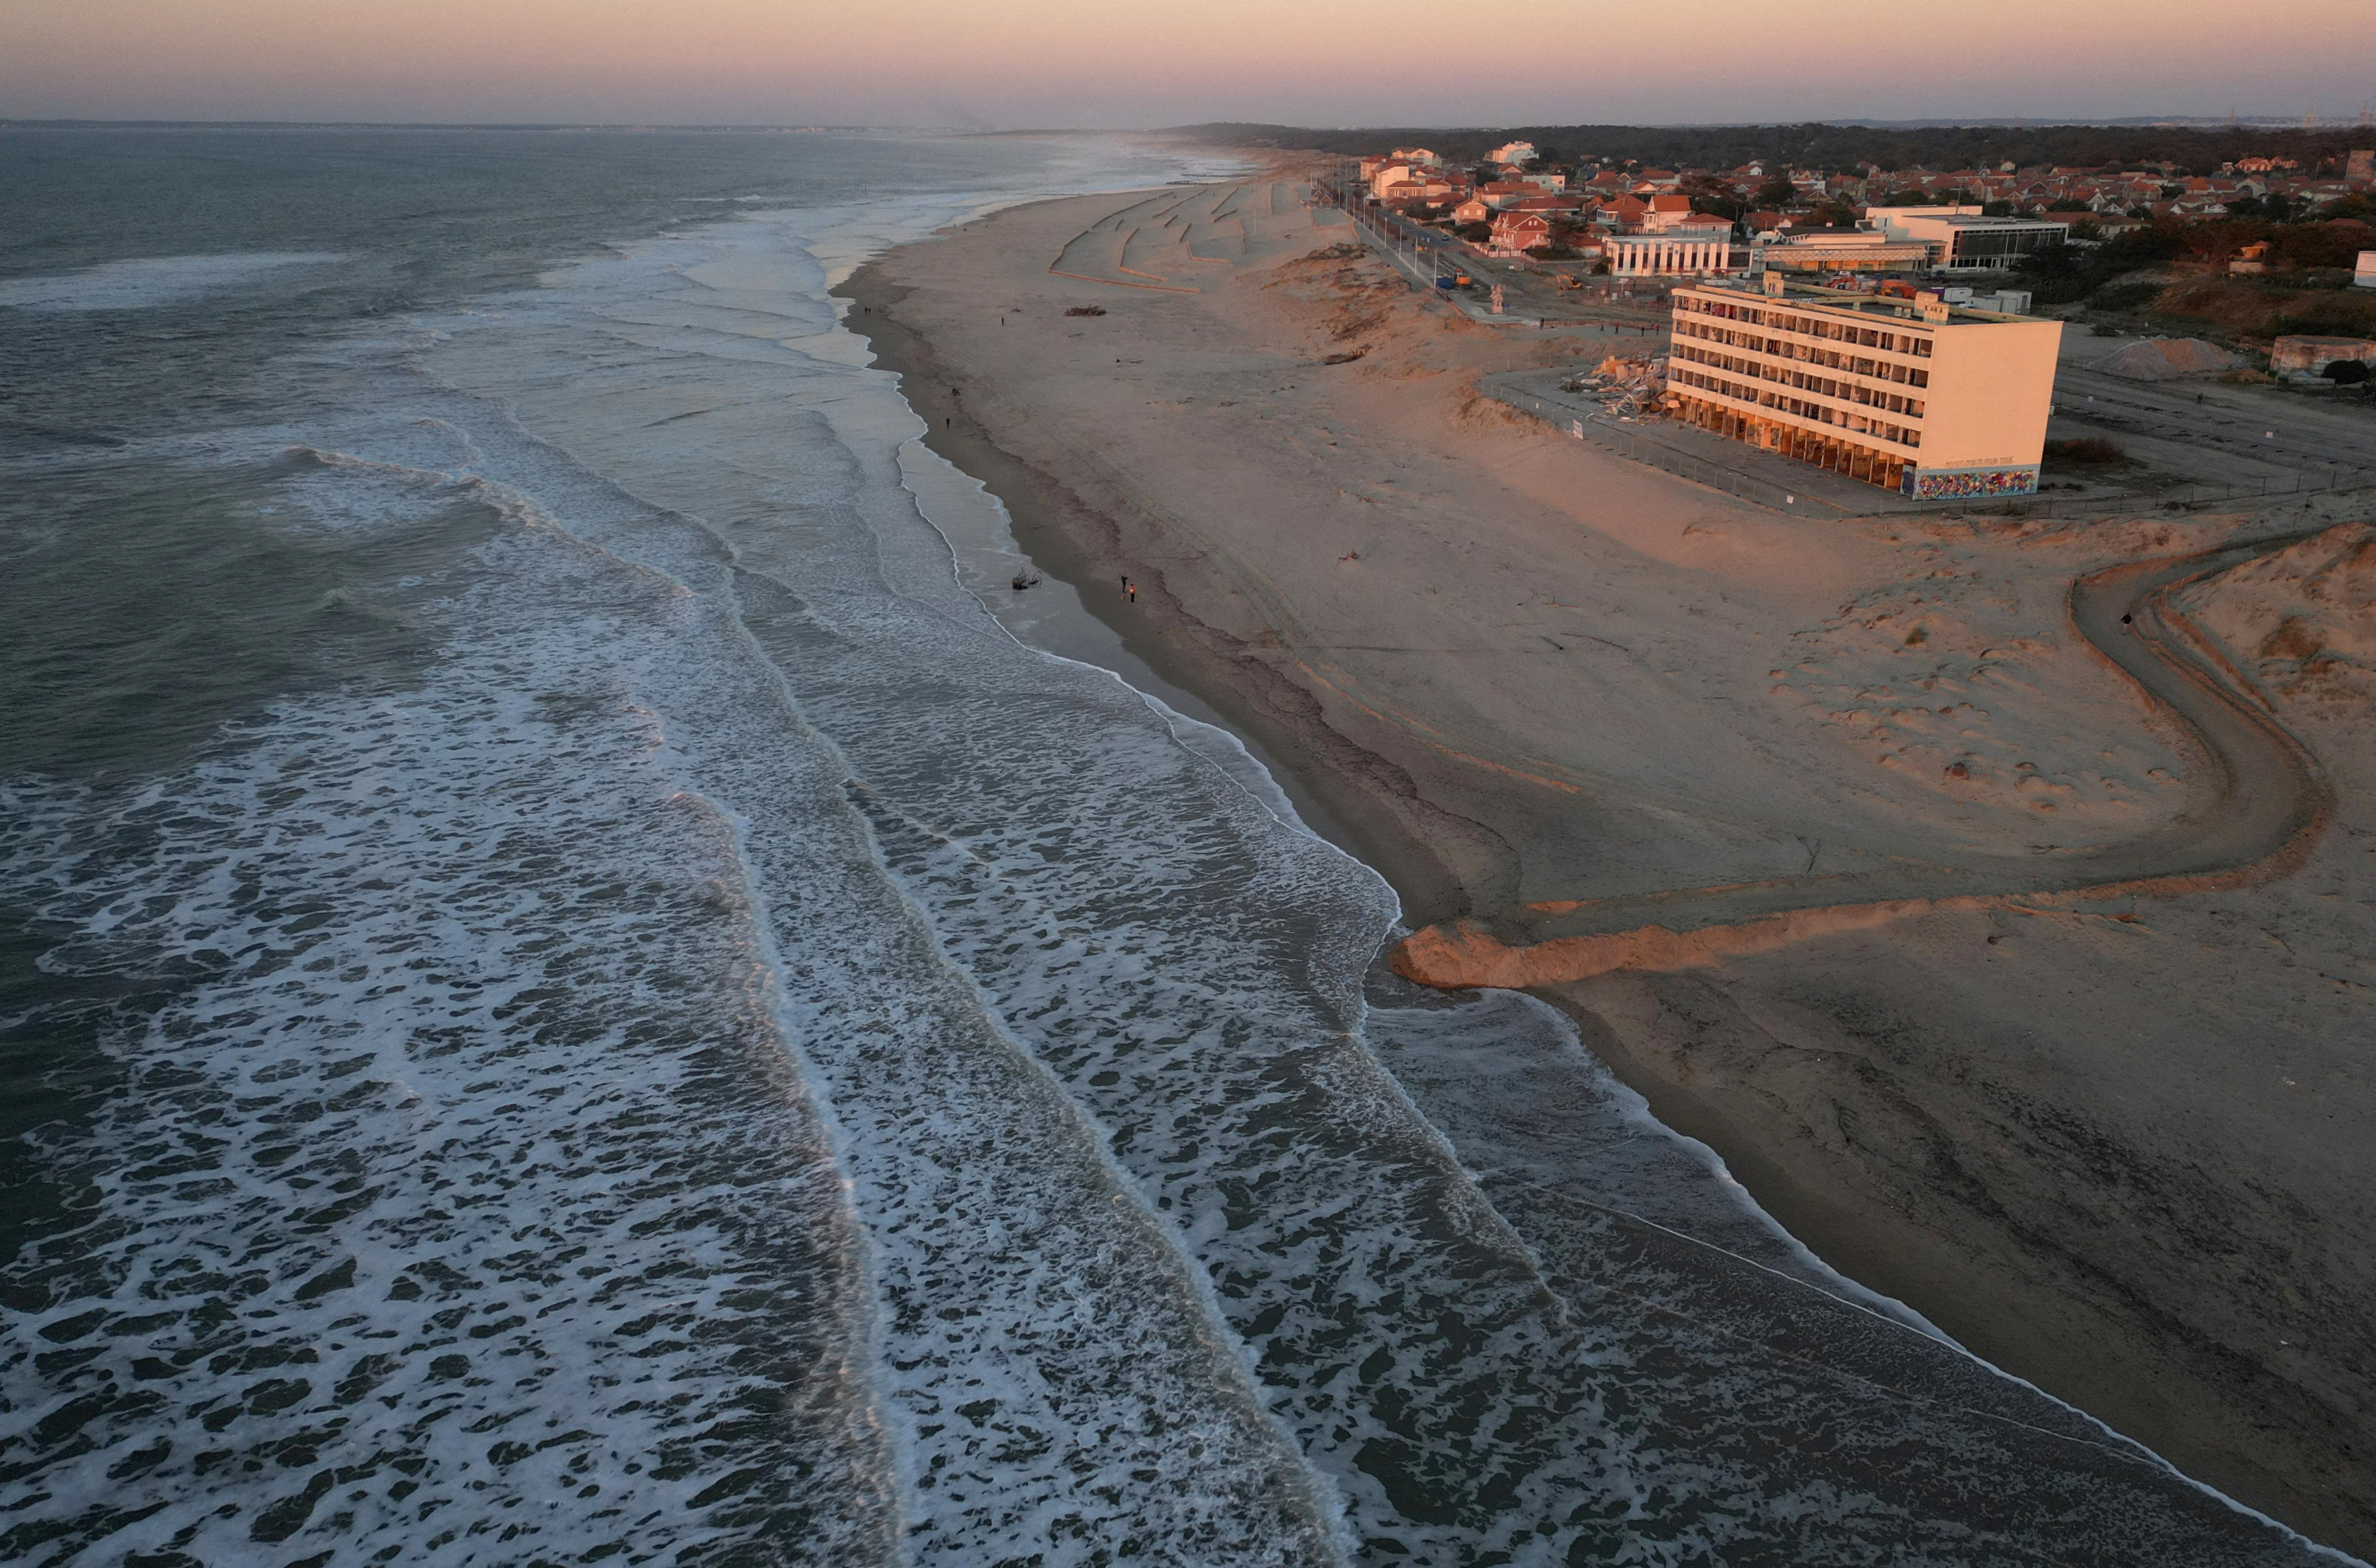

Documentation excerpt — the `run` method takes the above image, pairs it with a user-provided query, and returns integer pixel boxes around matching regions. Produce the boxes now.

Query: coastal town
[1353,138,2376,257]
[1322,137,2376,499]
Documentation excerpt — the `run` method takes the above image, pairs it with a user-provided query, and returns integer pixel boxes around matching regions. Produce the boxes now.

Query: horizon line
[3,115,2373,135]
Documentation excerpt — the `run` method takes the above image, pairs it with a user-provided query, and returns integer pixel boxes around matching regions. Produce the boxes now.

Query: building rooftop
[1921,213,2071,230]
[1687,276,2035,326]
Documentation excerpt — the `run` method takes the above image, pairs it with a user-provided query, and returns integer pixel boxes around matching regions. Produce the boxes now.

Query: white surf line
[0,250,344,311]
[481,407,1348,1558]
[738,615,1357,1564]
[629,257,1360,1552]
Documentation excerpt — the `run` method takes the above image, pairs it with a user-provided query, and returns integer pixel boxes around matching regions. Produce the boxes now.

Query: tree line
[1179,121,2375,178]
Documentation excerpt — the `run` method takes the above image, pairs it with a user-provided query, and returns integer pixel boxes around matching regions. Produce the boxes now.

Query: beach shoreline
[835,177,2376,1556]
[837,243,1484,925]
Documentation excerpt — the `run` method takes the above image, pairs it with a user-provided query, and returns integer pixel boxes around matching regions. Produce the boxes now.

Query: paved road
[1392,528,2336,985]
[1327,191,1672,330]
[2051,364,2376,486]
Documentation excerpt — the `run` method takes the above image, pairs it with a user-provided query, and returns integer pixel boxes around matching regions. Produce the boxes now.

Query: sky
[5,0,2373,129]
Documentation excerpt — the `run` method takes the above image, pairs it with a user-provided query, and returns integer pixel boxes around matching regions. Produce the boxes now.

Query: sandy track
[1392,529,2336,989]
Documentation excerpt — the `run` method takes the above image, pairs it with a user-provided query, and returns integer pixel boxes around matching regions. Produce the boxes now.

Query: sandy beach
[841,174,2376,1553]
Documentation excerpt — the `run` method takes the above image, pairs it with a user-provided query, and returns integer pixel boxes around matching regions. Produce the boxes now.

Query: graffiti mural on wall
[1903,465,2041,499]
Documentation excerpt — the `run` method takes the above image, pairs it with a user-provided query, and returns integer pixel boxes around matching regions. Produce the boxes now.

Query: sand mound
[1768,550,2185,834]
[2173,523,2376,696]
[2095,338,2241,381]
[1390,903,1990,988]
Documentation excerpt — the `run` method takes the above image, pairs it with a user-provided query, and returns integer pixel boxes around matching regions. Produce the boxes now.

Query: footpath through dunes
[1390,526,2338,989]
[1047,178,1338,291]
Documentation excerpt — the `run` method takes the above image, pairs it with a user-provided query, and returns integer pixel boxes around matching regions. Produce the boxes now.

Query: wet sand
[839,178,2376,1555]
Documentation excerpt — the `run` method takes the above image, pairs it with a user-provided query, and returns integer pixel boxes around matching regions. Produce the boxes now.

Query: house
[1487,140,1538,167]
[1599,193,1650,230]
[1641,194,1698,232]
[1488,211,1555,252]
[1452,197,1494,225]
[1663,213,1735,241]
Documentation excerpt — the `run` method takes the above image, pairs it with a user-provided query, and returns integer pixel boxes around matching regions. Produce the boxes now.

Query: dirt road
[1392,528,2336,988]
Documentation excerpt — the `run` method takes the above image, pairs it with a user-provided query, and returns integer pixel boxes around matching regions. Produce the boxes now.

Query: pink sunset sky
[4,0,2371,128]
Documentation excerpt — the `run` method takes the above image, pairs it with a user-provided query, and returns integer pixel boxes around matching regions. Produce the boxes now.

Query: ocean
[0,127,2346,1566]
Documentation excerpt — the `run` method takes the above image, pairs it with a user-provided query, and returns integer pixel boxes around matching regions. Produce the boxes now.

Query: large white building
[1607,233,1739,277]
[1663,273,2064,496]
[1861,206,2071,269]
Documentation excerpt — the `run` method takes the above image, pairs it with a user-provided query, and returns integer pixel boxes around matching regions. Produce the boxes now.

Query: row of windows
[1669,370,1923,449]
[1676,292,1934,357]
[1673,320,1931,386]
[1672,343,1928,418]
[1947,229,2063,263]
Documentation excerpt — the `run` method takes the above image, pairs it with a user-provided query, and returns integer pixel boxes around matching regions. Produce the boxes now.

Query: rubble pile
[1561,353,1671,416]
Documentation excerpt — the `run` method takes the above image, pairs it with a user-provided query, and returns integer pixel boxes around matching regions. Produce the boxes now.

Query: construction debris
[1560,354,1670,417]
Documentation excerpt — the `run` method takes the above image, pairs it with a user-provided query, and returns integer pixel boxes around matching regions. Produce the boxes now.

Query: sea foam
[0,253,342,312]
